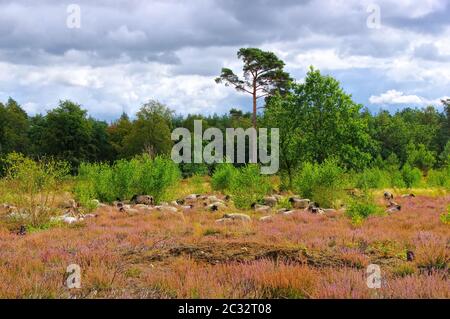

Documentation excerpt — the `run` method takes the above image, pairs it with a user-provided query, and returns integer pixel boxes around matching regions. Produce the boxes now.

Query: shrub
[345,191,383,225]
[355,167,390,189]
[390,170,406,188]
[75,155,180,204]
[292,159,347,208]
[211,163,237,191]
[1,152,70,227]
[440,205,450,225]
[401,164,422,188]
[229,164,272,209]
[427,167,450,190]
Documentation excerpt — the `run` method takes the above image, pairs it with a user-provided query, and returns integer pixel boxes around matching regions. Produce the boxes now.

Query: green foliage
[0,98,30,156]
[121,100,174,158]
[440,205,450,225]
[75,155,180,204]
[189,174,207,195]
[228,164,272,209]
[1,152,70,226]
[427,167,450,189]
[264,68,375,181]
[211,163,237,191]
[401,163,423,188]
[31,100,111,170]
[439,141,450,166]
[406,143,436,172]
[179,162,209,178]
[345,191,384,225]
[354,167,391,189]
[292,159,347,208]
[216,47,291,126]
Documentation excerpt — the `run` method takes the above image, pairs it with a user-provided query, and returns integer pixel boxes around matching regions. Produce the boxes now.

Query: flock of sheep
[1,190,415,236]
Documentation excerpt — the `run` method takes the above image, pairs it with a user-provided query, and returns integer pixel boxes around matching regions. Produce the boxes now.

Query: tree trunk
[252,81,257,129]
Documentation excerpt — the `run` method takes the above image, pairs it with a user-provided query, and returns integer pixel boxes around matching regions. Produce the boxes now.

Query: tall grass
[74,155,180,204]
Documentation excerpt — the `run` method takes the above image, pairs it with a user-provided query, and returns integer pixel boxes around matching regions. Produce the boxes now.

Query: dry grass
[0,185,448,299]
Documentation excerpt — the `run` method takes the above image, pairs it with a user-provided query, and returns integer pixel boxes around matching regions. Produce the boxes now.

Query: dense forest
[0,52,449,181]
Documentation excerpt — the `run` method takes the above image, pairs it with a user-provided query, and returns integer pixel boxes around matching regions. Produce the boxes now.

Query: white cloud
[369,89,447,106]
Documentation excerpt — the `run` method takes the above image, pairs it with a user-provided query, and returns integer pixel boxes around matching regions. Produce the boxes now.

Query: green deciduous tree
[0,98,30,155]
[264,67,375,183]
[121,100,173,158]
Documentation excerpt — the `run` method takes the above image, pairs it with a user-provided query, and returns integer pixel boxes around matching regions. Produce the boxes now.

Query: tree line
[0,48,448,179]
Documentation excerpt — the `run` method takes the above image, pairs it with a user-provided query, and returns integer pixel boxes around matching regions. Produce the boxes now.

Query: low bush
[75,155,180,204]
[427,167,450,189]
[292,159,347,208]
[229,164,272,209]
[211,163,237,192]
[354,167,391,189]
[345,191,384,225]
[1,152,70,227]
[401,163,423,188]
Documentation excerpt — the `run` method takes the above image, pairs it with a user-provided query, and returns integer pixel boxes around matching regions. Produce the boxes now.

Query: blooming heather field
[0,181,448,299]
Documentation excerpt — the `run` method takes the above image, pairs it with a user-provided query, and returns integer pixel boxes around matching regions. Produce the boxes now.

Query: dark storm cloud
[0,0,449,119]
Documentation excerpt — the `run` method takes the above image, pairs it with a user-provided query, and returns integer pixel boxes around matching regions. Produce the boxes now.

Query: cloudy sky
[1,0,449,121]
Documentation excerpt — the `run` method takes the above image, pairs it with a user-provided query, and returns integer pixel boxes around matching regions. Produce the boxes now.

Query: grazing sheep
[222,213,251,221]
[406,250,415,262]
[60,199,77,209]
[305,203,324,214]
[289,197,310,209]
[207,202,227,212]
[185,194,199,201]
[215,217,234,224]
[385,205,401,213]
[386,200,399,208]
[176,199,185,205]
[181,205,194,213]
[259,216,273,222]
[131,195,154,205]
[155,205,178,214]
[263,196,277,207]
[279,210,295,216]
[273,194,284,202]
[251,203,271,214]
[120,206,139,215]
[17,225,26,236]
[62,216,79,224]
[383,191,394,201]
